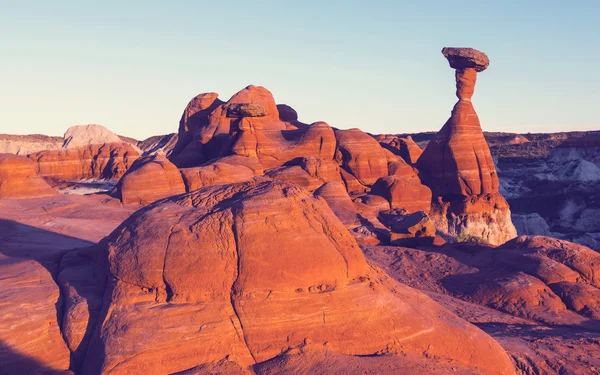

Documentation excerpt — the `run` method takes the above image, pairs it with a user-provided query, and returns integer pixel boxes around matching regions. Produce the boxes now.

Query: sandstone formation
[314,182,361,228]
[371,175,432,213]
[0,259,71,372]
[113,154,186,204]
[170,86,337,169]
[265,157,343,192]
[181,161,255,191]
[30,142,140,181]
[416,47,516,245]
[68,180,514,374]
[0,194,137,374]
[385,136,423,165]
[0,154,56,198]
[334,128,389,187]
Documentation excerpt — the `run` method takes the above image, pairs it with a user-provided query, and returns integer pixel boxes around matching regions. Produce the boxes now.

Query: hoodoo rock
[72,180,514,375]
[416,47,516,245]
[0,154,56,198]
[113,154,186,204]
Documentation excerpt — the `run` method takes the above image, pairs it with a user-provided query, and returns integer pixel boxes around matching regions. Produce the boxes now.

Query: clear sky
[1,1,599,139]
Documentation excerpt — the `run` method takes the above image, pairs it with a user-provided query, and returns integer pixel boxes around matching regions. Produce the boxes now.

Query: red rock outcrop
[113,154,186,204]
[371,175,432,213]
[364,235,600,375]
[0,260,71,372]
[0,154,56,198]
[334,128,389,187]
[29,142,139,181]
[75,180,514,374]
[265,157,343,192]
[387,136,423,165]
[181,161,256,191]
[416,47,516,245]
[170,86,335,170]
[232,120,337,169]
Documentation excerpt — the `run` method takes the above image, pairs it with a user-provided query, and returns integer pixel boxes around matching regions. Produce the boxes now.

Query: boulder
[441,47,490,72]
[385,211,436,246]
[371,176,432,213]
[0,154,56,198]
[78,180,514,375]
[335,129,389,186]
[114,154,186,204]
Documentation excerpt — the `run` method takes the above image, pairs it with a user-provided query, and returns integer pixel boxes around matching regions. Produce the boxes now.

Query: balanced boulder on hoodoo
[0,154,56,198]
[113,154,186,204]
[71,180,514,375]
[416,47,516,245]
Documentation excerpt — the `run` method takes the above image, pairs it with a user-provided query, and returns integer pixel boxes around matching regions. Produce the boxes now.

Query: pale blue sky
[1,1,599,139]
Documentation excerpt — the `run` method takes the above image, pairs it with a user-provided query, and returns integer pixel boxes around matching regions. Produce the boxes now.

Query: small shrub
[456,232,487,244]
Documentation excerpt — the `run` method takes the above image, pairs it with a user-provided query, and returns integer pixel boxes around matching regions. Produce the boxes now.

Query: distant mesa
[62,124,125,149]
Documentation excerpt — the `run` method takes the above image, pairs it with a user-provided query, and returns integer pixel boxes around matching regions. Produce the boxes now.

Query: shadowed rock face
[417,47,516,245]
[73,180,514,375]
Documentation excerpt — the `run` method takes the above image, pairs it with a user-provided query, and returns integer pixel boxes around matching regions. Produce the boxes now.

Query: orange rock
[0,260,71,372]
[334,128,389,186]
[388,136,423,165]
[114,154,186,204]
[170,87,336,170]
[29,142,139,181]
[0,154,56,198]
[385,211,436,247]
[232,121,337,169]
[416,48,516,245]
[314,182,360,228]
[78,180,515,375]
[181,162,256,191]
[266,157,343,192]
[417,100,499,197]
[371,175,432,213]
